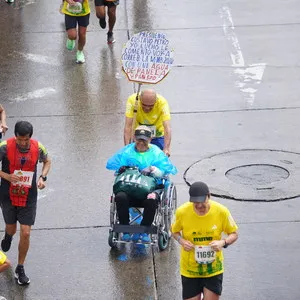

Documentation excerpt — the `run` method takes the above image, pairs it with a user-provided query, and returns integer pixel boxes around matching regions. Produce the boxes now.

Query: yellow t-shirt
[125,93,171,138]
[0,251,7,265]
[171,201,238,278]
[61,0,90,16]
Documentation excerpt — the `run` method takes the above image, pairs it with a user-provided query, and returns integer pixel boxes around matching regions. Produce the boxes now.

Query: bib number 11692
[195,246,216,264]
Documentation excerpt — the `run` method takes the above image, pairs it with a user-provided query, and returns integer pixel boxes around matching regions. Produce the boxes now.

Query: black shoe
[99,17,106,29]
[15,265,30,285]
[1,233,12,252]
[107,32,115,44]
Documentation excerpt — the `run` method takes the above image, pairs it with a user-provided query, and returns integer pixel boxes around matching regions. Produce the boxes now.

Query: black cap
[189,181,210,203]
[134,125,152,140]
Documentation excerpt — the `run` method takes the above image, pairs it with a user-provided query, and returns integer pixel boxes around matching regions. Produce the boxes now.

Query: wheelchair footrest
[112,224,158,234]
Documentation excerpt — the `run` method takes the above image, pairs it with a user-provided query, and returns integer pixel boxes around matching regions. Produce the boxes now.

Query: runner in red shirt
[0,121,51,285]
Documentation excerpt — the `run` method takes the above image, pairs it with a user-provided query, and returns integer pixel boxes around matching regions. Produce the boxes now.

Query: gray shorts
[0,196,37,226]
[95,0,119,7]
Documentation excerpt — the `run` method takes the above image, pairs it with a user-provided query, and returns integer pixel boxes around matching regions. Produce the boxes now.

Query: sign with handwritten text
[121,32,174,84]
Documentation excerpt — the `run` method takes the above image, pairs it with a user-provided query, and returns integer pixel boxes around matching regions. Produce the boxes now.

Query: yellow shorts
[0,251,7,265]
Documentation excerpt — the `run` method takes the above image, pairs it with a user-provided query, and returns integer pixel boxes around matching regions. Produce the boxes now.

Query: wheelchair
[108,178,177,251]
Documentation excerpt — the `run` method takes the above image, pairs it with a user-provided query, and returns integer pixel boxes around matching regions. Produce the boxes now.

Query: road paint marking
[220,5,245,67]
[11,87,56,102]
[234,63,266,105]
[17,52,60,66]
[220,5,266,106]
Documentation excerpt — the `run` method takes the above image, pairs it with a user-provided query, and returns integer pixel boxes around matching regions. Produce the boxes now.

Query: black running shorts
[65,14,90,31]
[0,196,37,226]
[181,273,223,299]
[95,0,119,7]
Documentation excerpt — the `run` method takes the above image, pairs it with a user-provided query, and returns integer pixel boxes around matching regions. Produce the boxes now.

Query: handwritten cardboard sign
[121,32,174,84]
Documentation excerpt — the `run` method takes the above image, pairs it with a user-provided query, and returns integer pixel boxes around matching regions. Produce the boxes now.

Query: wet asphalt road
[0,0,300,299]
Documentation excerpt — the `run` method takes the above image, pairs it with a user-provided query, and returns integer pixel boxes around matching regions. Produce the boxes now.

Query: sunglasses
[141,102,155,108]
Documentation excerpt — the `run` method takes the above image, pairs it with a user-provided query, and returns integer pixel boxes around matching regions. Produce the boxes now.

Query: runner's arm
[172,232,194,252]
[163,120,171,156]
[40,156,51,178]
[37,156,51,189]
[0,144,18,183]
[222,231,238,247]
[209,231,238,251]
[124,117,134,145]
[0,104,8,134]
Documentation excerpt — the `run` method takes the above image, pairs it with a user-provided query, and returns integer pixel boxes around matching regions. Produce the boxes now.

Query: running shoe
[15,265,30,285]
[1,233,12,252]
[66,39,76,51]
[140,233,151,243]
[131,233,141,242]
[107,32,115,44]
[99,17,106,29]
[66,39,75,51]
[121,233,131,242]
[76,50,85,64]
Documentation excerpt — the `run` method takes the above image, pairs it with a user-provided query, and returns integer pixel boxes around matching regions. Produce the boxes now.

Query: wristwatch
[223,239,229,248]
[40,175,47,181]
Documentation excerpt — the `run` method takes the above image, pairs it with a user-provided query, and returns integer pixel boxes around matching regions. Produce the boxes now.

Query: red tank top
[7,138,39,207]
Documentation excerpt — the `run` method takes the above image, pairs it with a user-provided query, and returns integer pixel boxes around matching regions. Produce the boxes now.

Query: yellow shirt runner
[0,251,7,265]
[125,93,171,138]
[171,201,238,278]
[61,0,90,16]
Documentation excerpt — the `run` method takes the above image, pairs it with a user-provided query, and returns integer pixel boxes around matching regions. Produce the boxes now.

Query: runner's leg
[203,288,220,300]
[95,0,106,29]
[78,26,87,51]
[107,5,116,33]
[76,14,89,63]
[65,15,77,50]
[4,224,17,237]
[18,224,31,265]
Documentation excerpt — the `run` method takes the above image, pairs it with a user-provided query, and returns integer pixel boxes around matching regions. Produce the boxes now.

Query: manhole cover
[225,164,289,185]
[184,149,300,202]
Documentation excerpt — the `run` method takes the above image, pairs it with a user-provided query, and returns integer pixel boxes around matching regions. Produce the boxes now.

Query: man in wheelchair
[106,125,177,243]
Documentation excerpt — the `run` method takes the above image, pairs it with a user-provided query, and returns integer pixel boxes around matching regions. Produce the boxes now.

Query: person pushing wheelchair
[106,125,177,243]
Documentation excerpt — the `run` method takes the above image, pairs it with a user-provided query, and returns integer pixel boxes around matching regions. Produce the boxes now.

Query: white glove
[149,166,163,178]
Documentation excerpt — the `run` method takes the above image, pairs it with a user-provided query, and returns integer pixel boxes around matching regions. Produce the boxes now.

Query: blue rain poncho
[106,143,177,176]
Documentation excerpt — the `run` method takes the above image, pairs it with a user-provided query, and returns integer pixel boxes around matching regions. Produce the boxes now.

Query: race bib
[147,125,156,137]
[13,170,34,187]
[194,246,216,264]
[67,2,83,14]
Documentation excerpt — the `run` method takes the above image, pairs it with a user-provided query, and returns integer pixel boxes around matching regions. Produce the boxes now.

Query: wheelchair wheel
[170,185,177,212]
[165,184,177,232]
[158,231,169,251]
[108,230,118,248]
[110,201,117,226]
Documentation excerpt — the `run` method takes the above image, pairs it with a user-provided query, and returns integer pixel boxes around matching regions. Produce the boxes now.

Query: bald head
[140,89,157,112]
